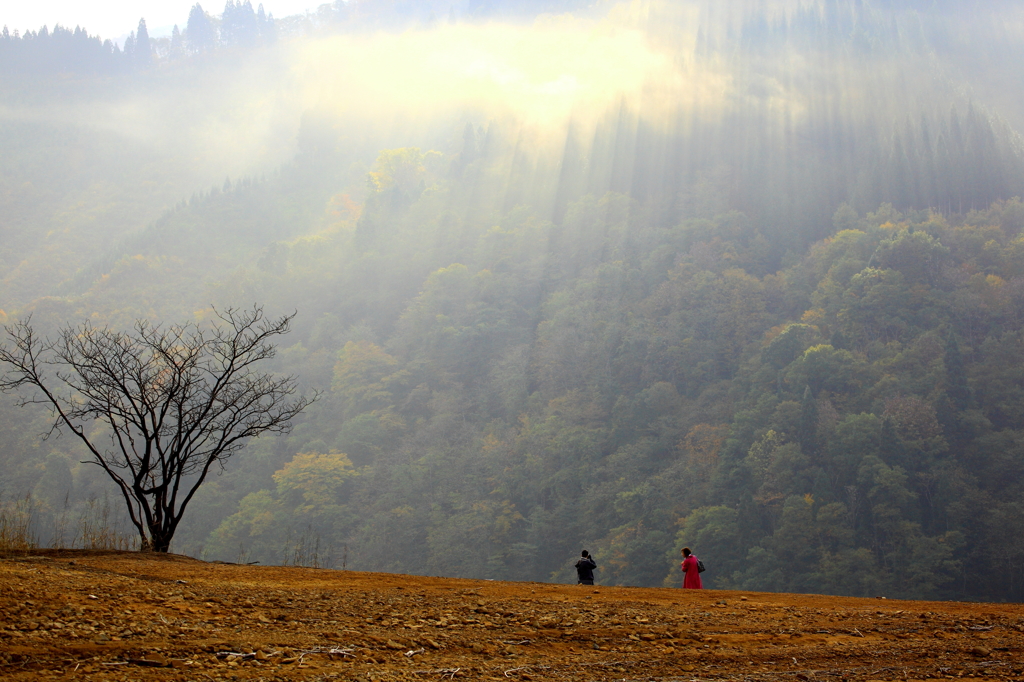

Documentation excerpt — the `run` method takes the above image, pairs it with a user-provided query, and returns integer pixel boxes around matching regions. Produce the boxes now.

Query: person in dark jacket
[575,550,597,585]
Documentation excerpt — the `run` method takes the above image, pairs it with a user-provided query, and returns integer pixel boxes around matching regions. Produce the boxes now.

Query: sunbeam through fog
[6,0,1024,602]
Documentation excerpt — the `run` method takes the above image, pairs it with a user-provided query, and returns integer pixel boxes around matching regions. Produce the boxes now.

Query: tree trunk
[145,525,173,552]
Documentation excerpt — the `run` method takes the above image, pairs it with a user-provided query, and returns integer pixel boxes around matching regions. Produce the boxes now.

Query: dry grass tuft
[0,493,37,552]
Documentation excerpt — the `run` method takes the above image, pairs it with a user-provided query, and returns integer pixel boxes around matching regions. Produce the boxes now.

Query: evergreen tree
[256,4,269,42]
[937,331,974,446]
[122,31,135,62]
[221,0,259,47]
[170,25,184,59]
[878,417,904,469]
[944,332,972,412]
[186,3,216,54]
[134,18,152,66]
[798,385,819,457]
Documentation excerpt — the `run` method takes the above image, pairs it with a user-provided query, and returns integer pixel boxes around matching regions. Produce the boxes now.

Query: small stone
[970,647,991,657]
[144,653,170,666]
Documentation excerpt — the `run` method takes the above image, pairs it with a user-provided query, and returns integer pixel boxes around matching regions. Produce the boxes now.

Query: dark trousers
[578,579,594,585]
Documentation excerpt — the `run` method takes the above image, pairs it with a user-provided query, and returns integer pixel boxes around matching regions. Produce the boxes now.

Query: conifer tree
[122,32,135,61]
[170,24,184,59]
[134,18,152,66]
[944,332,972,413]
[937,331,973,446]
[799,385,819,457]
[186,3,216,54]
[878,417,904,468]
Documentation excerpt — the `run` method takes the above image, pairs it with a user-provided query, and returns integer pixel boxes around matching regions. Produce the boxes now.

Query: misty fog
[4,0,1024,600]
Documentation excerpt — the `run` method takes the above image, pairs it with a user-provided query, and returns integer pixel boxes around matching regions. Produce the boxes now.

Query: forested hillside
[4,0,1024,602]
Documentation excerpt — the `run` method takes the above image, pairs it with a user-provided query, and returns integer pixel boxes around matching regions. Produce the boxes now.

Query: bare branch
[0,306,315,552]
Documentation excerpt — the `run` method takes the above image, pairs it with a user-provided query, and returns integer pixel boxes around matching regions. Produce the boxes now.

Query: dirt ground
[1,550,1022,682]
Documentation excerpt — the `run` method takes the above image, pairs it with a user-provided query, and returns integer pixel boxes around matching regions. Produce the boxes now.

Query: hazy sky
[2,0,321,41]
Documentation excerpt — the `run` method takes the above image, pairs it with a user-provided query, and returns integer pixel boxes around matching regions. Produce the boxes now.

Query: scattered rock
[131,653,169,667]
[0,552,1014,682]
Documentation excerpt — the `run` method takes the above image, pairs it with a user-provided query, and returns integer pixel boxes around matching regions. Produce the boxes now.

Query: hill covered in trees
[4,0,1024,602]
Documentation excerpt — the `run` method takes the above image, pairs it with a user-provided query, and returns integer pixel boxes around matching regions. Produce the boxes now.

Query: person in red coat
[681,547,703,589]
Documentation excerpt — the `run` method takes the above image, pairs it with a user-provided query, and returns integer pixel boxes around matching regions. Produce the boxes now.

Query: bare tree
[0,306,315,552]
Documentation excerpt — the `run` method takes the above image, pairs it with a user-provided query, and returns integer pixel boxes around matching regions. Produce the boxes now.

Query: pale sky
[2,0,323,42]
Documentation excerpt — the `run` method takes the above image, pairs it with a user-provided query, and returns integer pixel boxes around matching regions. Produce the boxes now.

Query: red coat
[681,555,703,589]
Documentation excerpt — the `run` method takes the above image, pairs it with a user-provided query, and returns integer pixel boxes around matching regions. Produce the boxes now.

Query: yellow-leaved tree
[205,450,358,565]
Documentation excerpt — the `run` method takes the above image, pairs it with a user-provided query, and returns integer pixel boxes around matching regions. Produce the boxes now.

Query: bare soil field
[1,550,1022,682]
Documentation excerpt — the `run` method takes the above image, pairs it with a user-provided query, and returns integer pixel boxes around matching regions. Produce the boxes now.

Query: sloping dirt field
[1,550,1021,681]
